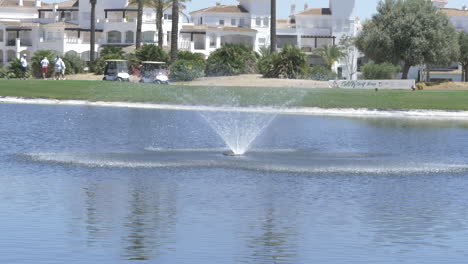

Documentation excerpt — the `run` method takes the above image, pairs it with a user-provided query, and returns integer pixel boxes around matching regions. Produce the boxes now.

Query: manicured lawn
[1,79,468,110]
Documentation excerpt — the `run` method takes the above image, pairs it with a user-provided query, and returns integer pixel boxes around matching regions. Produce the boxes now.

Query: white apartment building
[0,0,188,66]
[181,0,359,79]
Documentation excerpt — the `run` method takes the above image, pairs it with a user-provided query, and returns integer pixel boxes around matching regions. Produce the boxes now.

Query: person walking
[40,57,49,80]
[20,54,28,80]
[54,56,63,80]
[60,58,66,80]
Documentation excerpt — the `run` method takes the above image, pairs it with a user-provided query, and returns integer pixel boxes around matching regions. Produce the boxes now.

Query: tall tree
[270,0,277,53]
[170,0,179,62]
[355,0,458,79]
[459,32,468,82]
[90,0,97,63]
[136,0,144,49]
[313,44,345,71]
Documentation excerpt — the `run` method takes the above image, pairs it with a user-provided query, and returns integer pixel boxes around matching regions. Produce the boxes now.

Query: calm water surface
[1,103,468,263]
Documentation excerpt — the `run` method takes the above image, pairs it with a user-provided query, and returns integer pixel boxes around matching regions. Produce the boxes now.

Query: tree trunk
[90,2,96,63]
[465,65,468,82]
[401,63,411,80]
[270,0,277,53]
[135,0,144,49]
[170,0,179,63]
[426,68,431,82]
[156,1,164,47]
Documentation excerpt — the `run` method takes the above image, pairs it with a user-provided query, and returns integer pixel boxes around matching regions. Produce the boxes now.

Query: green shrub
[169,59,205,81]
[361,62,401,80]
[63,53,85,75]
[177,51,206,64]
[8,58,30,78]
[100,45,124,57]
[205,44,257,76]
[0,65,9,78]
[93,54,125,75]
[261,45,309,79]
[135,44,170,63]
[31,50,56,78]
[310,66,338,81]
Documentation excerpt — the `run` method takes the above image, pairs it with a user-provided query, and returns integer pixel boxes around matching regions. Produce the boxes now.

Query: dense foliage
[169,59,205,81]
[313,44,345,70]
[360,62,401,80]
[310,66,338,81]
[134,44,170,63]
[8,59,30,79]
[177,51,205,63]
[31,50,56,78]
[205,44,257,76]
[459,32,468,82]
[100,46,125,57]
[260,45,309,79]
[355,0,459,79]
[63,53,86,75]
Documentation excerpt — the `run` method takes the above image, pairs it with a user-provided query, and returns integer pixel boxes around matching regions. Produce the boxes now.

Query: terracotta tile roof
[0,0,51,8]
[276,19,288,24]
[295,8,332,16]
[181,24,257,33]
[190,5,248,15]
[441,8,468,17]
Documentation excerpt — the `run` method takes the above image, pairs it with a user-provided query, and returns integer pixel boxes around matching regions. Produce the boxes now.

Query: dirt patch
[425,82,468,90]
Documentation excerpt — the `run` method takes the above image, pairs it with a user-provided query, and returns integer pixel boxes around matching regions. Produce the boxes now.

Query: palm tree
[170,0,179,62]
[270,0,276,53]
[136,0,144,48]
[313,44,345,71]
[90,0,97,63]
[130,0,189,48]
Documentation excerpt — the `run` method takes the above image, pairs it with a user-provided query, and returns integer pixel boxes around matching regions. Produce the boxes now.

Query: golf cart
[103,60,130,82]
[139,61,169,84]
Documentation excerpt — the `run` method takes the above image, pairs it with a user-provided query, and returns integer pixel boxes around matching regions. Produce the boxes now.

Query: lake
[1,103,468,263]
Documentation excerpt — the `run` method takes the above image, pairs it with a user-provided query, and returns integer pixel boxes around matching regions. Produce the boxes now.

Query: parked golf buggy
[102,60,130,82]
[139,61,169,84]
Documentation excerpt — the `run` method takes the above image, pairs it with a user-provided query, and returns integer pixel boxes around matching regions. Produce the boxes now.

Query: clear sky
[44,0,468,20]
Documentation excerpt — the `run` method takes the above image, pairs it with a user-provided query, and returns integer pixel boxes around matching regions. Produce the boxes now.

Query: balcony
[6,38,32,47]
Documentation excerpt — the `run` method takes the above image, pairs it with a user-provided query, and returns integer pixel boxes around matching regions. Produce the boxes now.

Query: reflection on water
[1,103,468,263]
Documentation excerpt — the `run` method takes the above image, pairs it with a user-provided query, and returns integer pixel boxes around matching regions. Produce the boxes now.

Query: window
[264,17,269,27]
[107,31,122,43]
[0,50,3,64]
[219,19,225,26]
[231,19,236,26]
[210,34,216,48]
[125,31,134,44]
[256,17,261,26]
[164,14,172,20]
[199,17,203,25]
[239,18,245,27]
[142,31,155,43]
[0,30,3,42]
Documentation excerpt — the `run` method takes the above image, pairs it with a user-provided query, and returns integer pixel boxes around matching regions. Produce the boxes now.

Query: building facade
[0,0,187,66]
[1,0,359,79]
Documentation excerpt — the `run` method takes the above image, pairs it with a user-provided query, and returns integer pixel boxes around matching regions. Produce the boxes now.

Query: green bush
[135,44,170,63]
[31,50,56,78]
[100,46,124,57]
[205,44,257,76]
[0,65,9,78]
[310,66,338,81]
[8,58,30,78]
[93,54,125,75]
[169,59,205,81]
[361,62,401,80]
[177,51,206,64]
[63,53,85,75]
[261,45,309,79]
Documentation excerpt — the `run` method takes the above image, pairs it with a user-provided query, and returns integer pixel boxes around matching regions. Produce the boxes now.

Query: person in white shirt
[40,57,49,80]
[54,56,63,80]
[60,59,66,80]
[20,54,28,80]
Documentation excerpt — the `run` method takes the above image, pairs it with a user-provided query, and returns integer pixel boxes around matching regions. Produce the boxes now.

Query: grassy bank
[2,79,468,110]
